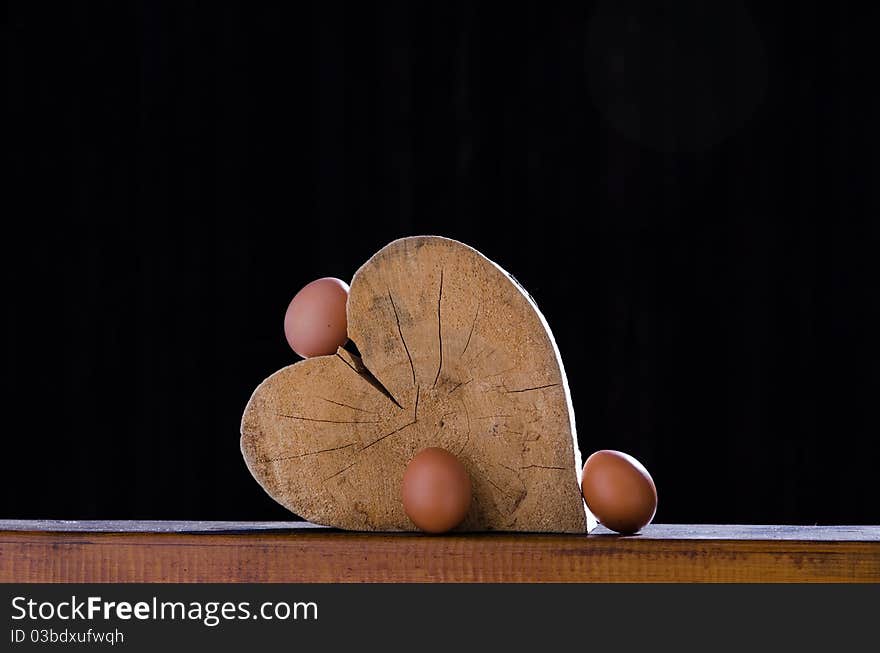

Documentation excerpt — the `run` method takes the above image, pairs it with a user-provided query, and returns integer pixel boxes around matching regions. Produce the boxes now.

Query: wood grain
[1,521,877,583]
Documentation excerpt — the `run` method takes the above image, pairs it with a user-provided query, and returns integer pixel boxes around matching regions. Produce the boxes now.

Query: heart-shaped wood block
[241,236,592,532]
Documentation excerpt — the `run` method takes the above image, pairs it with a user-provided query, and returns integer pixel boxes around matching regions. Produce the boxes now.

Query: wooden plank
[1,522,878,583]
[0,520,328,533]
[2,520,879,540]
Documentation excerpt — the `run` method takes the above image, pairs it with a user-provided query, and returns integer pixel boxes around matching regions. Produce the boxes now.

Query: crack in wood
[486,476,508,496]
[468,347,494,368]
[519,464,566,471]
[275,413,378,424]
[360,419,416,451]
[461,302,479,360]
[448,378,472,394]
[318,397,378,415]
[321,460,358,483]
[486,471,528,513]
[498,463,529,508]
[511,489,527,512]
[335,352,360,375]
[505,383,560,394]
[432,269,444,388]
[388,290,416,387]
[413,385,420,420]
[262,442,358,463]
[334,352,404,410]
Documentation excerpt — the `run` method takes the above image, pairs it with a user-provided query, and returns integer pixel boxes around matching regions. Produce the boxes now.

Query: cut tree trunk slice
[241,236,594,533]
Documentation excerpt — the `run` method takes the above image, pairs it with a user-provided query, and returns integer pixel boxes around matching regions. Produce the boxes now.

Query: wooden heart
[241,236,592,532]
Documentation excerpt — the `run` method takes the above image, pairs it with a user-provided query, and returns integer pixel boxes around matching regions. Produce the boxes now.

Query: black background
[3,1,878,524]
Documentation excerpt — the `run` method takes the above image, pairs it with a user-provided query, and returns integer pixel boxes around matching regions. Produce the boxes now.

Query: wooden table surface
[1,521,878,583]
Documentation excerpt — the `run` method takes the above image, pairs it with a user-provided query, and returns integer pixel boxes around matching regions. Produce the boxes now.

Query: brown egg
[402,448,472,533]
[581,450,657,535]
[284,277,350,358]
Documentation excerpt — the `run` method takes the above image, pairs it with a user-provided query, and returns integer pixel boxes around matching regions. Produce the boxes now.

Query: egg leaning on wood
[283,277,350,358]
[581,450,657,535]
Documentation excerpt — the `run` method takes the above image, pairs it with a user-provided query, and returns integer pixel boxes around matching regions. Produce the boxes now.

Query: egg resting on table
[402,448,472,533]
[581,449,657,535]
